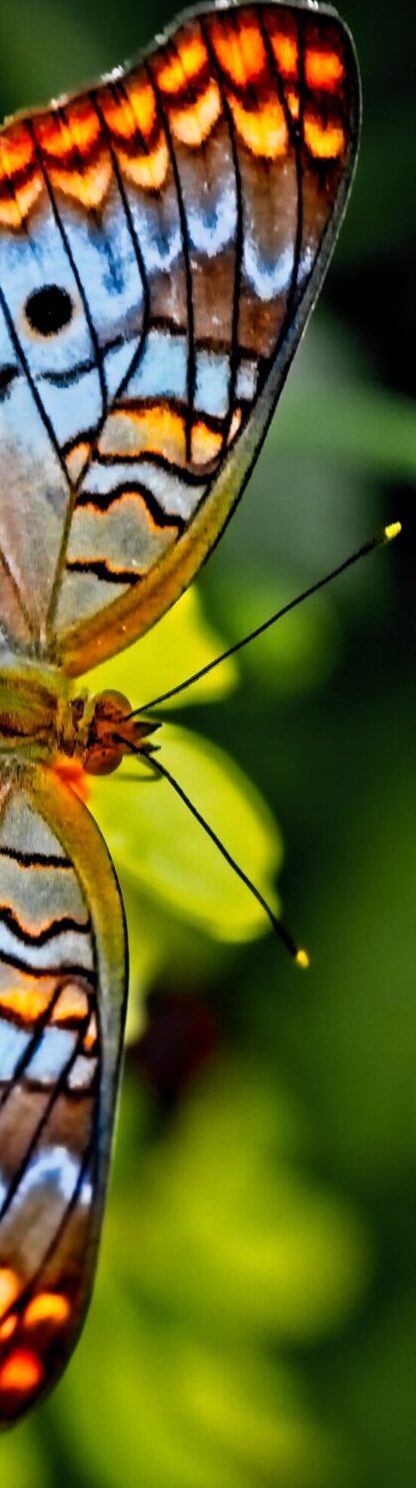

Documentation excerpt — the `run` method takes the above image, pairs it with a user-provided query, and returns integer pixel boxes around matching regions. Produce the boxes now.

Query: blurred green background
[1,1,415,1484]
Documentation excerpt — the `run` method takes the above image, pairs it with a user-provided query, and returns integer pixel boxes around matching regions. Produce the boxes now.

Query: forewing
[0,764,126,1424]
[0,1,360,671]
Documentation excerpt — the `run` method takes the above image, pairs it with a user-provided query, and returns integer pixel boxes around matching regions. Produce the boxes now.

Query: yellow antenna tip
[296,949,310,970]
[384,522,402,542]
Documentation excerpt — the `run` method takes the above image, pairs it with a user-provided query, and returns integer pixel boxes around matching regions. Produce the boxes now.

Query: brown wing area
[0,3,360,672]
[0,766,126,1423]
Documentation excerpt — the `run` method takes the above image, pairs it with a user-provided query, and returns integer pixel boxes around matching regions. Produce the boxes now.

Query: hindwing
[0,764,126,1424]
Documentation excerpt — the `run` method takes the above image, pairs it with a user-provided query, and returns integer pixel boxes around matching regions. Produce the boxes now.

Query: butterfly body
[0,659,154,772]
[0,0,360,1423]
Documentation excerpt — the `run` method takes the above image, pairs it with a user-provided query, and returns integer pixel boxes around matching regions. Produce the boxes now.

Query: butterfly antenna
[126,522,402,717]
[116,738,309,969]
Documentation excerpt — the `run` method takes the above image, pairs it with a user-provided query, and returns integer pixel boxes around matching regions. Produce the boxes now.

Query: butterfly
[0,0,359,1424]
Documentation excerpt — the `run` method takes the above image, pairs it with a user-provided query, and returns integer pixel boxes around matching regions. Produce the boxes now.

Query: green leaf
[90,725,282,943]
[214,569,338,695]
[50,1063,366,1488]
[84,587,237,713]
[48,1071,366,1488]
[274,381,416,481]
[112,1065,370,1345]
[56,1299,345,1488]
[0,1425,48,1488]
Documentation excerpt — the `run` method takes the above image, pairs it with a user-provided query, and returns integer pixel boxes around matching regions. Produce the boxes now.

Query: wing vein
[201,18,243,455]
[0,543,37,647]
[92,87,151,405]
[145,58,196,465]
[2,1131,97,1333]
[26,120,109,641]
[0,279,70,488]
[259,13,304,332]
[0,1006,92,1219]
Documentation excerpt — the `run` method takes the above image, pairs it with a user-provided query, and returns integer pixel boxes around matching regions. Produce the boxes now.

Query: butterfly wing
[0,763,126,1424]
[0,1,360,673]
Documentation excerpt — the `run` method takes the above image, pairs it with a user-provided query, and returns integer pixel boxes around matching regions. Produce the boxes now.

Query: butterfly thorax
[0,658,155,774]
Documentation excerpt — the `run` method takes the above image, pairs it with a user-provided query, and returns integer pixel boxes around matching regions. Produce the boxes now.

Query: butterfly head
[53,687,157,777]
[76,689,157,776]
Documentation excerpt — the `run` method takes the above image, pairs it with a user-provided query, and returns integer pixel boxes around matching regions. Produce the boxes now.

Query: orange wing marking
[0,125,42,229]
[0,1269,20,1319]
[229,95,287,158]
[117,136,169,192]
[157,34,208,94]
[304,113,345,159]
[104,404,187,462]
[35,108,111,209]
[65,440,93,484]
[0,126,34,175]
[83,1013,98,1052]
[192,421,223,465]
[0,1316,17,1344]
[24,1293,71,1329]
[0,1349,43,1395]
[227,408,243,446]
[0,901,85,939]
[61,101,102,155]
[0,983,54,1023]
[305,48,345,91]
[35,112,78,160]
[170,81,221,147]
[0,977,90,1026]
[128,79,158,136]
[210,19,266,86]
[49,159,111,210]
[104,79,156,141]
[268,27,298,79]
[0,179,43,228]
[102,404,226,471]
[286,89,300,121]
[78,486,180,533]
[51,983,90,1025]
[99,79,169,190]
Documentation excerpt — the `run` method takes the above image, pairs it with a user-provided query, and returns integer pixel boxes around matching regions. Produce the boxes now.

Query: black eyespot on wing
[25,285,74,337]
